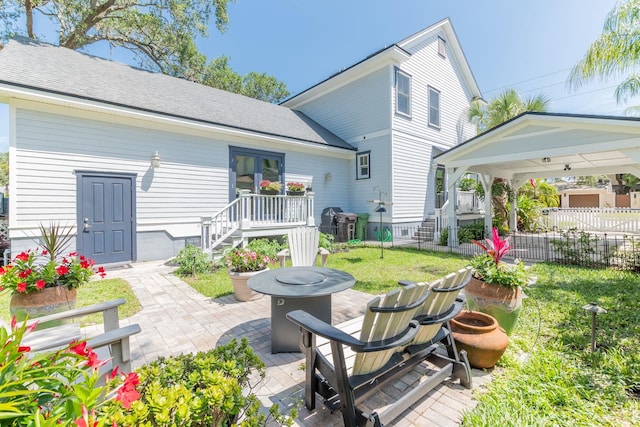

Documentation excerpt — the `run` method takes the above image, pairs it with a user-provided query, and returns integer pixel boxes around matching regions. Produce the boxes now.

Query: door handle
[83,218,91,231]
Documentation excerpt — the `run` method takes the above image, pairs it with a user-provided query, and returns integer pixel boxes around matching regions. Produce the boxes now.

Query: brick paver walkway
[108,261,493,427]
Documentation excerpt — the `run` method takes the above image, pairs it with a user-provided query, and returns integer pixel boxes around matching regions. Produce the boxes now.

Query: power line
[483,67,573,95]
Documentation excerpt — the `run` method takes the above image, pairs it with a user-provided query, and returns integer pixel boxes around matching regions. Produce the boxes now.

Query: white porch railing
[201,190,315,254]
[543,207,640,233]
[433,191,483,238]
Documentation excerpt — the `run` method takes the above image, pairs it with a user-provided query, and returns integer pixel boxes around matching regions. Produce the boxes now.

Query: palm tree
[469,89,550,133]
[518,178,560,208]
[568,0,640,114]
[468,89,550,230]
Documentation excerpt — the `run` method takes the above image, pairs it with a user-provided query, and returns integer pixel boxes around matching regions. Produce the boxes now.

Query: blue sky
[0,0,630,151]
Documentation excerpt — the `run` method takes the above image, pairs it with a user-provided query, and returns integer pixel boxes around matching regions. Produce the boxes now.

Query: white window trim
[428,86,441,129]
[356,151,371,180]
[438,36,446,58]
[395,69,411,118]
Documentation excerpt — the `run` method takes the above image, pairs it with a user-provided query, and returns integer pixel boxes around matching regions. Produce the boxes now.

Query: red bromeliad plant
[472,227,513,266]
[469,227,529,288]
[0,316,139,426]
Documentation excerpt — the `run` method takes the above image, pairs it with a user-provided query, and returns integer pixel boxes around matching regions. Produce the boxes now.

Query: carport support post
[479,174,493,236]
[510,177,527,232]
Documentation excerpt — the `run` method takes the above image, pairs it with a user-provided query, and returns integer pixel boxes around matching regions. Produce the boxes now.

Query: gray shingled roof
[0,37,354,150]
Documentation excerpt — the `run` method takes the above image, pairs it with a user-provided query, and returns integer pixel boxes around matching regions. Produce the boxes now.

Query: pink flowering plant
[258,180,282,191]
[0,316,139,426]
[0,249,105,295]
[470,227,529,288]
[225,248,274,273]
[286,182,305,191]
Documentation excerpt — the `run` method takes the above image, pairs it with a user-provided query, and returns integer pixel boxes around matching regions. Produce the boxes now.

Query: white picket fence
[544,208,640,233]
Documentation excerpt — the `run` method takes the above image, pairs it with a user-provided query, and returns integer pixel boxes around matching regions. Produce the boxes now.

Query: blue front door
[77,173,135,264]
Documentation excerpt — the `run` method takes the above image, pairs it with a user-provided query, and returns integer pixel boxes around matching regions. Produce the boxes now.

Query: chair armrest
[25,298,126,330]
[277,249,290,268]
[287,310,419,352]
[87,324,141,348]
[318,248,329,267]
[87,324,141,372]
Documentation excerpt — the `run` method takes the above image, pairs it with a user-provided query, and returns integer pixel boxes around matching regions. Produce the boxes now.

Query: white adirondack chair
[20,298,141,373]
[277,227,329,267]
[287,267,472,427]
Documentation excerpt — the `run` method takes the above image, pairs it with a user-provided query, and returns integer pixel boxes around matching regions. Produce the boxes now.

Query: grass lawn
[0,278,141,325]
[463,264,640,426]
[182,246,640,425]
[181,246,471,298]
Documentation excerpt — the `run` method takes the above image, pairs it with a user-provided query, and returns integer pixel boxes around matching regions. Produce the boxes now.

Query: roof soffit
[436,113,640,180]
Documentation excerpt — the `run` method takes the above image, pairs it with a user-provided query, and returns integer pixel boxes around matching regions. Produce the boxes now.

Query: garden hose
[376,228,392,242]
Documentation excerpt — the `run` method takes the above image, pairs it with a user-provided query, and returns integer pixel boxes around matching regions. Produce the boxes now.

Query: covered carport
[434,112,640,246]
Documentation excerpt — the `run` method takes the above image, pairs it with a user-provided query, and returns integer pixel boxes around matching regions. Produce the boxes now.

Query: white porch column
[239,190,251,230]
[446,167,468,247]
[479,173,493,235]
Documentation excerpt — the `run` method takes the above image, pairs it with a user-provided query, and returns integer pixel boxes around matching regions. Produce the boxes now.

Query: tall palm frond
[568,0,640,107]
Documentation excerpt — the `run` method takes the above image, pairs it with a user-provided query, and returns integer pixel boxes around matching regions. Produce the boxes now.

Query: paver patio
[108,261,494,426]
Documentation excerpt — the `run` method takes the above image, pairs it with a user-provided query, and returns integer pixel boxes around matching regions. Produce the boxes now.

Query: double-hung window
[395,69,411,117]
[428,86,441,128]
[356,151,370,180]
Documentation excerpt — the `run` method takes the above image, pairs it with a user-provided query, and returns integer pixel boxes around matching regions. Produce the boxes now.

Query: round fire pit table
[248,266,355,353]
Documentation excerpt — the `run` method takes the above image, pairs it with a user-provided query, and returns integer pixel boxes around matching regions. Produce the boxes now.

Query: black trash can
[335,213,358,242]
[320,207,343,237]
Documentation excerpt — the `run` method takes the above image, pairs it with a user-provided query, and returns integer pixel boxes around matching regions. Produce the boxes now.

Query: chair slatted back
[289,227,321,267]
[412,267,472,345]
[352,282,429,376]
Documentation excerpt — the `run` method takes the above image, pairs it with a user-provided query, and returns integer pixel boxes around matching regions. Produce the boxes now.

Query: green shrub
[174,245,213,276]
[458,176,478,192]
[247,238,282,259]
[439,228,449,246]
[458,223,484,243]
[318,232,334,251]
[106,338,296,426]
[550,229,600,266]
[439,224,484,245]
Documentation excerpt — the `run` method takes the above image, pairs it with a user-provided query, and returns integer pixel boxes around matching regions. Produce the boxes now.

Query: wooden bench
[287,267,473,427]
[21,298,141,373]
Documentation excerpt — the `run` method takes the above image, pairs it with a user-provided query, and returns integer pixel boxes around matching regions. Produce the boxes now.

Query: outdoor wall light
[325,172,332,182]
[151,151,161,168]
[564,164,571,171]
[542,157,551,163]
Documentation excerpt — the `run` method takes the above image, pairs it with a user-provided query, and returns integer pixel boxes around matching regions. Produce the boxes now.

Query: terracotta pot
[464,276,523,335]
[228,269,268,302]
[450,310,509,369]
[10,286,77,323]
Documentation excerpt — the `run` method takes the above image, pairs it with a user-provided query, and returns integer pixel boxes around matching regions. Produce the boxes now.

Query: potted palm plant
[465,227,530,335]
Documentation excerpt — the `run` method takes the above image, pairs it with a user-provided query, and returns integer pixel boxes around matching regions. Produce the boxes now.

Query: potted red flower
[466,227,530,335]
[0,223,105,321]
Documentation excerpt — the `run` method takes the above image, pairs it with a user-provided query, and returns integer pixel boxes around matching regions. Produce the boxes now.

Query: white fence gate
[544,208,640,233]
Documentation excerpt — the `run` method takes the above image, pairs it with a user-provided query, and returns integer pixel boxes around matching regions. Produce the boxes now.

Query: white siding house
[282,18,481,232]
[0,18,480,263]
